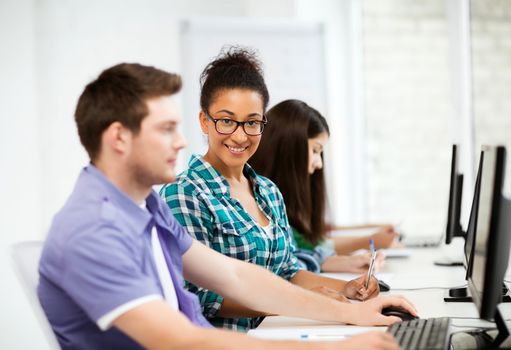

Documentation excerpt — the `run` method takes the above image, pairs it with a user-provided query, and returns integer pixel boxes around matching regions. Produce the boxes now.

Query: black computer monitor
[465,145,511,347]
[463,151,483,279]
[435,145,466,267]
[468,145,510,320]
[446,144,465,244]
[445,150,511,303]
[444,151,483,301]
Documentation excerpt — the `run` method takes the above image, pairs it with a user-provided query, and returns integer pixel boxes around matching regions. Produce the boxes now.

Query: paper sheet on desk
[385,272,466,290]
[380,248,412,258]
[351,248,412,258]
[248,325,381,341]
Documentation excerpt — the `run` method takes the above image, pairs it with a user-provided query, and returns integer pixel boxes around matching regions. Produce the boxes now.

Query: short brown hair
[75,63,182,160]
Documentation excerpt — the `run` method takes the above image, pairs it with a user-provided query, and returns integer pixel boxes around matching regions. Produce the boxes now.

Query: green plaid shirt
[160,155,301,331]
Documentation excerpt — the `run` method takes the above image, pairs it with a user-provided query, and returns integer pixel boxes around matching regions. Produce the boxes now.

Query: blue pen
[300,334,347,340]
[365,239,376,289]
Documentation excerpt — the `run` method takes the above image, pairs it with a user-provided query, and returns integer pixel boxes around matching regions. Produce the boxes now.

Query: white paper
[248,325,383,341]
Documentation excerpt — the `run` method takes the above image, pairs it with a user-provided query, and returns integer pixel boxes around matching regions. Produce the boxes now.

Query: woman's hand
[371,226,398,249]
[308,285,350,303]
[343,275,380,300]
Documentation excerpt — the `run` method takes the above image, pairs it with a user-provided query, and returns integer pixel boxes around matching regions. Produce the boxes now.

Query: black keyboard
[386,317,451,350]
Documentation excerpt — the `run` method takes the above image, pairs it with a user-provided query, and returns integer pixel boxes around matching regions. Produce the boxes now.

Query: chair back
[11,241,60,349]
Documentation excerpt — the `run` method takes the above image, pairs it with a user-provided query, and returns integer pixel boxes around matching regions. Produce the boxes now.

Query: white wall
[0,1,45,348]
[471,0,511,195]
[362,0,455,235]
[293,0,366,223]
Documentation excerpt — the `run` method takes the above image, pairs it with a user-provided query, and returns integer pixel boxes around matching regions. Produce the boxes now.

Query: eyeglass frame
[203,110,268,136]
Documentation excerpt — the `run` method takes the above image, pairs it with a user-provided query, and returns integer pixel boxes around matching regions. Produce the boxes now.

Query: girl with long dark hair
[250,99,397,273]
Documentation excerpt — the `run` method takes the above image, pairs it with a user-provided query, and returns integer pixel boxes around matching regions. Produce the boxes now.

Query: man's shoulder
[45,197,125,254]
[40,197,126,287]
[47,176,146,255]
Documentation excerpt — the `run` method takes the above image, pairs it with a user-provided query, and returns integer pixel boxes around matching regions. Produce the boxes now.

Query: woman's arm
[328,223,393,230]
[290,269,380,300]
[332,226,397,255]
[321,254,371,274]
[183,240,415,326]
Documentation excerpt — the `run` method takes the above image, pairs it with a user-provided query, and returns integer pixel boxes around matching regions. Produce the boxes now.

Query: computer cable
[391,284,468,291]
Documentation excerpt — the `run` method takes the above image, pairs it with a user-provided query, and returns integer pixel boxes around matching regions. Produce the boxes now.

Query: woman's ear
[199,111,209,134]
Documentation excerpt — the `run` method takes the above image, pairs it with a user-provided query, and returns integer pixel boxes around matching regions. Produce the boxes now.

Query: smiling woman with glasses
[204,111,267,136]
[160,46,380,332]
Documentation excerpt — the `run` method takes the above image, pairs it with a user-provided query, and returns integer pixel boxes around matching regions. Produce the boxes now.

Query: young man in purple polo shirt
[38,63,413,350]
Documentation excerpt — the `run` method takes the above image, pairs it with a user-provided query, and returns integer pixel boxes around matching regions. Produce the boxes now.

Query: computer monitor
[468,145,510,320]
[445,144,465,244]
[465,145,511,347]
[444,151,483,301]
[434,145,467,267]
[463,151,483,279]
[445,149,511,303]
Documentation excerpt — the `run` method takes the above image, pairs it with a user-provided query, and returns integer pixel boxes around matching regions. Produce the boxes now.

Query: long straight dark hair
[250,99,330,245]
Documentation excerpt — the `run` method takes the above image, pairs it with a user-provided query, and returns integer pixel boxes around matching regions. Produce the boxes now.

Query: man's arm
[112,299,399,350]
[112,299,315,350]
[182,240,415,325]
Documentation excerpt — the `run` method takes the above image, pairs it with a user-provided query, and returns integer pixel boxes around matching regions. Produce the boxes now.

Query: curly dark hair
[200,46,269,112]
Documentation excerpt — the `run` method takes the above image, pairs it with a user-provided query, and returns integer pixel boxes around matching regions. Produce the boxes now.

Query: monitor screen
[468,145,509,321]
[463,151,483,277]
[446,144,463,244]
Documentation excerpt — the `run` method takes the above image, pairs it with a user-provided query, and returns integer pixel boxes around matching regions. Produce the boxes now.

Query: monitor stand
[449,304,511,349]
[444,285,511,303]
[433,257,464,266]
[433,239,465,266]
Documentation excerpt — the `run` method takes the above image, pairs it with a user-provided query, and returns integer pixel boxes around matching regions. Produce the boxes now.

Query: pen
[300,334,348,340]
[393,221,404,241]
[365,239,376,289]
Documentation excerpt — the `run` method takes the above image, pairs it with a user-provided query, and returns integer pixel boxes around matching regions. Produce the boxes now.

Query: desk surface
[249,239,501,340]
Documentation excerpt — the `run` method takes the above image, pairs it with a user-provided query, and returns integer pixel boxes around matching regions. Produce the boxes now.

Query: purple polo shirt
[38,165,211,350]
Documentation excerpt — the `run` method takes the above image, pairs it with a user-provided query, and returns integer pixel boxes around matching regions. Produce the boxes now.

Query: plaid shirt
[292,228,336,273]
[160,155,301,331]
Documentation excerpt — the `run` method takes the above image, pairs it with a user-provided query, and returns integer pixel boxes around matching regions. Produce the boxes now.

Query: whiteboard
[178,18,327,165]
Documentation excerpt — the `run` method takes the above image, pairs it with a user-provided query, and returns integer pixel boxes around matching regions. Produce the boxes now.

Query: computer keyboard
[387,317,451,350]
[401,235,442,248]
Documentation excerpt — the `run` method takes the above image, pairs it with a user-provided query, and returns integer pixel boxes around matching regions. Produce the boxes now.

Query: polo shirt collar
[84,164,159,235]
[188,154,264,197]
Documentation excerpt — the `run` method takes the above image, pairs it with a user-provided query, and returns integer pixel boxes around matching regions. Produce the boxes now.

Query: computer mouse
[381,307,419,321]
[378,280,391,292]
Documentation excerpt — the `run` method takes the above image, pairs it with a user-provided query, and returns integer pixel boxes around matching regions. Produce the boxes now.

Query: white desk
[249,240,500,341]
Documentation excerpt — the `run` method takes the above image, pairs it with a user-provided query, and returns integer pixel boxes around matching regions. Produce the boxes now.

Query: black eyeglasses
[204,111,268,136]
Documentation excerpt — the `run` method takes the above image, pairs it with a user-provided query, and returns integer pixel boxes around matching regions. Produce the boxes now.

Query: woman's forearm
[290,270,347,291]
[333,236,370,255]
